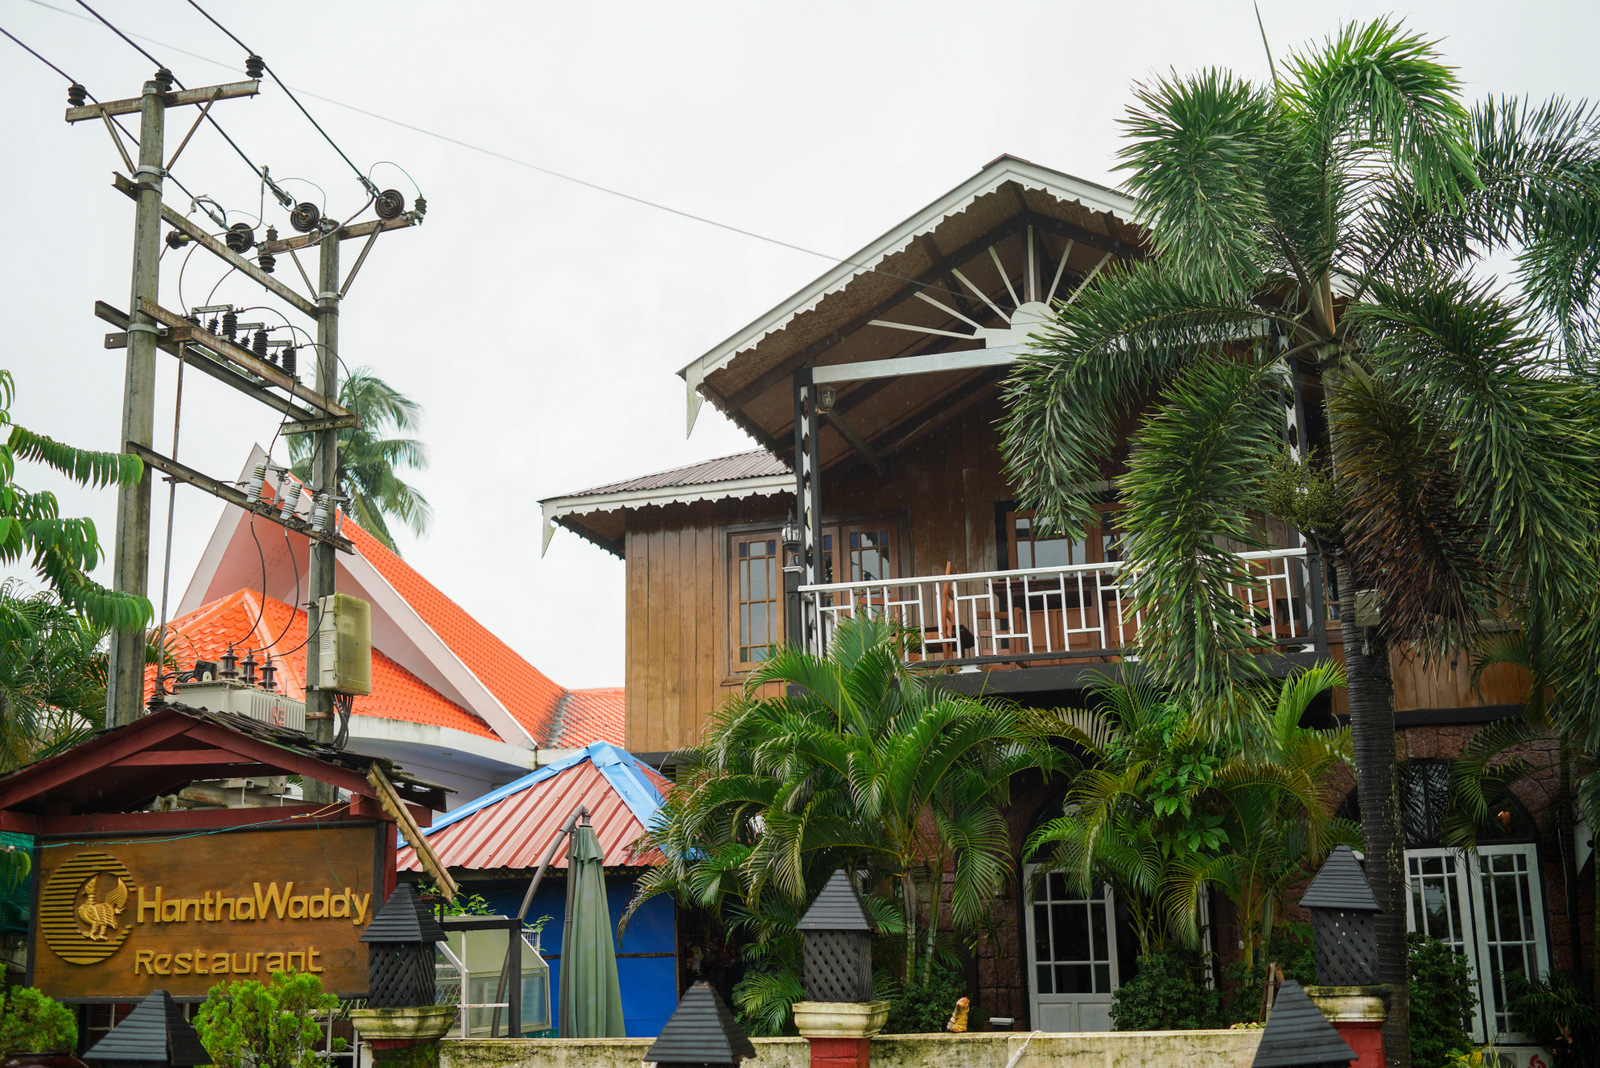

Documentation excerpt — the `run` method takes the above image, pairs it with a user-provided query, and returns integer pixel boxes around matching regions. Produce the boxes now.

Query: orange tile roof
[342,519,569,743]
[147,590,495,739]
[551,687,626,747]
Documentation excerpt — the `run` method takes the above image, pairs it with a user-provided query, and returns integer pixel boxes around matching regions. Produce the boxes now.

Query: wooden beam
[368,767,457,902]
[126,442,356,553]
[65,80,259,123]
[139,299,350,417]
[811,344,1025,385]
[0,713,195,810]
[822,411,888,477]
[115,174,319,317]
[258,214,421,256]
[110,749,259,767]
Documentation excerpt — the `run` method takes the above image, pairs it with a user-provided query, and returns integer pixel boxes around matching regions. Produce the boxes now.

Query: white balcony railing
[797,547,1319,666]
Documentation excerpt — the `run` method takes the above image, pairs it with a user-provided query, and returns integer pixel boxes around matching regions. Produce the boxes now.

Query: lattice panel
[803,931,872,1002]
[1312,909,1380,986]
[368,942,437,1008]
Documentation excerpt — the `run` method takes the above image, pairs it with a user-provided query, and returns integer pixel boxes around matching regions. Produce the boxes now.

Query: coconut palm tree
[0,583,109,772]
[1000,20,1600,1063]
[627,617,1058,1028]
[288,368,431,554]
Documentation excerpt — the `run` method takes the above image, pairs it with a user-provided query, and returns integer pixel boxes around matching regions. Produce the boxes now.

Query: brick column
[792,1000,890,1068]
[1305,985,1388,1068]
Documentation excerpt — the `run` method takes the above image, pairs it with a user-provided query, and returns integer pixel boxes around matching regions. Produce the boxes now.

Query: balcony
[797,547,1326,672]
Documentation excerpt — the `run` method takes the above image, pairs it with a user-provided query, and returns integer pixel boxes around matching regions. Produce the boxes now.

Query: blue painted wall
[475,876,676,1038]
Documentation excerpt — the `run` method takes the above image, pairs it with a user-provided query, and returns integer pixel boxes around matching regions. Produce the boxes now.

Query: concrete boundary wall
[442,1028,1262,1068]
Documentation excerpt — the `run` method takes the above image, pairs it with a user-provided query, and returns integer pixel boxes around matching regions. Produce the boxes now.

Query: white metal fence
[798,547,1318,666]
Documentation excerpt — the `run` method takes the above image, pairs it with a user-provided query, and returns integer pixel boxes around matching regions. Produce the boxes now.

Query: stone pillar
[1305,985,1388,1068]
[792,1000,890,1068]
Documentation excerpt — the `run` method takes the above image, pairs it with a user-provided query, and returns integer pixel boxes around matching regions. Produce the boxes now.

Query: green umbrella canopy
[559,822,625,1037]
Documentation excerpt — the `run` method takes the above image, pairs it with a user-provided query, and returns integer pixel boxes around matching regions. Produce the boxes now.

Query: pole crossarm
[113,173,318,317]
[95,302,358,431]
[65,80,260,123]
[125,441,355,554]
[258,213,421,255]
[138,299,354,419]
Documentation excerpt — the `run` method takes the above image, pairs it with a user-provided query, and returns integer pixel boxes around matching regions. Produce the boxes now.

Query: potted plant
[0,987,81,1068]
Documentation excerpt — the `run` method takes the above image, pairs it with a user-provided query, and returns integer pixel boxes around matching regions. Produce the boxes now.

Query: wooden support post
[107,80,164,729]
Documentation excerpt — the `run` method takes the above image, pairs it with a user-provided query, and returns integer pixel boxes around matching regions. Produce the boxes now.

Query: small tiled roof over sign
[397,742,670,872]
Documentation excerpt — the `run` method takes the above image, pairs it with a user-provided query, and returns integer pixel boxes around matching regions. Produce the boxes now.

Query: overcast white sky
[3,0,1597,689]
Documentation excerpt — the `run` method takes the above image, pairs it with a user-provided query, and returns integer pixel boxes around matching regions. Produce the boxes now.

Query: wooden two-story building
[540,155,1586,1048]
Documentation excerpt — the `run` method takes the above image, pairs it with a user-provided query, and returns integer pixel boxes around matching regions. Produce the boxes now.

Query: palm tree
[288,368,431,554]
[1000,20,1600,1063]
[627,617,1058,1027]
[0,582,109,772]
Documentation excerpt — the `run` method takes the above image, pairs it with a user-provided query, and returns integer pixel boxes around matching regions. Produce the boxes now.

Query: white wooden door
[1024,867,1119,1031]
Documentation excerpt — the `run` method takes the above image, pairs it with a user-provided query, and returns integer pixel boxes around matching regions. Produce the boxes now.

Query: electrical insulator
[221,310,237,340]
[184,314,199,327]
[166,231,190,250]
[252,329,269,360]
[241,650,257,686]
[207,317,219,335]
[374,189,406,220]
[224,223,255,254]
[67,83,87,108]
[258,226,278,273]
[260,655,277,692]
[281,346,297,377]
[278,488,299,522]
[245,54,265,79]
[246,463,270,501]
[153,68,174,92]
[310,494,330,531]
[413,195,427,216]
[220,645,238,679]
[290,202,321,233]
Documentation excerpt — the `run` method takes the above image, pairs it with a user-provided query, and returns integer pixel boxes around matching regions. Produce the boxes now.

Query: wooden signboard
[30,823,383,1000]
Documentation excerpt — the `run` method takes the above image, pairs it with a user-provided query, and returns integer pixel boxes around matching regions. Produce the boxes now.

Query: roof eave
[540,473,794,556]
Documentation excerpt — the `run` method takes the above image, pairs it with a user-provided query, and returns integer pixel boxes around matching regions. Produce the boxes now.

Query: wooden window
[1007,506,1127,570]
[733,533,781,666]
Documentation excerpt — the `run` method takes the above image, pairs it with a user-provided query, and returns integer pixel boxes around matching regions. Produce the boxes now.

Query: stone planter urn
[351,1004,457,1045]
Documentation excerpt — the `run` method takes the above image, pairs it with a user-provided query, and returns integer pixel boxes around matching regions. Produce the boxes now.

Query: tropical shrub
[194,970,339,1068]
[1108,948,1225,1031]
[0,987,75,1054]
[880,958,969,1034]
[1407,934,1476,1068]
[625,616,1056,1031]
[1506,967,1600,1068]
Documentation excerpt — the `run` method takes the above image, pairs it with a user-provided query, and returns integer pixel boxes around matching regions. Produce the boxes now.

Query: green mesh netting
[0,833,33,934]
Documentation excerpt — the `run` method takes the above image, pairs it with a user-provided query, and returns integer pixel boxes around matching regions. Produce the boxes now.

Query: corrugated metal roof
[397,743,670,871]
[550,450,789,500]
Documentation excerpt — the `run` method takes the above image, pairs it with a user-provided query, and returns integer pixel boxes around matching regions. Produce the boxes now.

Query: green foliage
[1109,948,1225,1031]
[0,371,151,634]
[1262,448,1345,545]
[1506,968,1600,1068]
[1219,924,1316,1026]
[0,987,76,1054]
[418,882,493,917]
[626,616,1059,1010]
[730,961,804,1037]
[0,583,116,773]
[1407,934,1476,1068]
[194,970,338,1068]
[1027,668,1354,965]
[879,957,969,1034]
[288,367,431,554]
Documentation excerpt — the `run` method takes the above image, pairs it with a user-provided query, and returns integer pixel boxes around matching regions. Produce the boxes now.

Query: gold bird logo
[77,873,128,941]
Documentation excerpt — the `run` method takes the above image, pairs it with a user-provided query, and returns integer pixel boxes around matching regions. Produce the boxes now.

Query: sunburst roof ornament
[869,225,1113,350]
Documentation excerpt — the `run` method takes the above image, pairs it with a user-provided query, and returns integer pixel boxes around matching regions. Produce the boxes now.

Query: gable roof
[679,155,1143,454]
[179,451,621,748]
[397,742,669,871]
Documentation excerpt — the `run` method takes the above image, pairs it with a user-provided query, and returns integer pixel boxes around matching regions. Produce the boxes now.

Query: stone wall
[442,1029,1262,1068]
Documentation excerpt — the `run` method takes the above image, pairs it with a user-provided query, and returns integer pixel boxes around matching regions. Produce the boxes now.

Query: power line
[181,0,375,196]
[19,0,1018,311]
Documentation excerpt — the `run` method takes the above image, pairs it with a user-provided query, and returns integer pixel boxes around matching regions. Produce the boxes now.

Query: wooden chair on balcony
[918,562,1009,662]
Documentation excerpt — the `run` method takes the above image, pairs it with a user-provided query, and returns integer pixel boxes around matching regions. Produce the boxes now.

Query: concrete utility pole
[107,80,166,728]
[304,229,340,799]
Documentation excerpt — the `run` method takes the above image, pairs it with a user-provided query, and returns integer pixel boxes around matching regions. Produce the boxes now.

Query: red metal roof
[551,450,788,499]
[397,754,670,872]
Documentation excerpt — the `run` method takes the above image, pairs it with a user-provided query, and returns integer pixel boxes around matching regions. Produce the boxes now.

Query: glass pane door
[1024,868,1118,1031]
[1473,845,1549,1043]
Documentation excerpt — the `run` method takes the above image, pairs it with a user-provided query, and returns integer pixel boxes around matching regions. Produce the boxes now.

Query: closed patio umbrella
[558,814,625,1037]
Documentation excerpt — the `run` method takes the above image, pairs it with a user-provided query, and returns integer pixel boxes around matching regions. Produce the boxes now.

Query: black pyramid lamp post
[82,989,209,1068]
[643,980,757,1068]
[1299,845,1382,987]
[1251,980,1356,1068]
[350,882,457,1058]
[790,870,889,1068]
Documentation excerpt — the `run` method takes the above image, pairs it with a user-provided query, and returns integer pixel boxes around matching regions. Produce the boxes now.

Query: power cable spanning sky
[3,0,1598,687]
